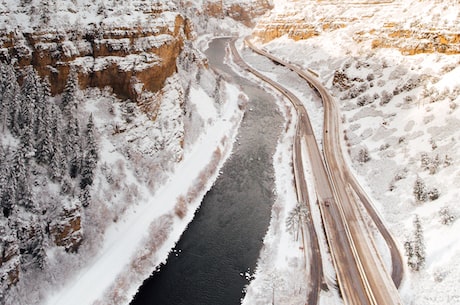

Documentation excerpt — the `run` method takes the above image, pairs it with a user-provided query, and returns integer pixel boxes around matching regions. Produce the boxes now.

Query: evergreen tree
[68,118,82,178]
[0,63,7,127]
[16,216,46,270]
[0,148,15,217]
[405,215,425,271]
[35,102,53,165]
[20,123,34,155]
[413,176,427,202]
[34,76,51,137]
[61,70,78,118]
[286,202,308,242]
[49,105,67,181]
[358,147,370,163]
[80,114,98,189]
[2,66,21,134]
[13,143,33,210]
[80,185,91,208]
[50,139,67,182]
[19,66,39,133]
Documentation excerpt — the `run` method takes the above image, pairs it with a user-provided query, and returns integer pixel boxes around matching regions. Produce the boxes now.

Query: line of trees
[0,63,99,284]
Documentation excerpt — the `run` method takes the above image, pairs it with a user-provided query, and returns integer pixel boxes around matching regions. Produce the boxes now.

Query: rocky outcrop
[0,14,192,102]
[253,0,460,55]
[204,0,273,27]
[0,227,20,292]
[368,29,460,55]
[49,202,83,253]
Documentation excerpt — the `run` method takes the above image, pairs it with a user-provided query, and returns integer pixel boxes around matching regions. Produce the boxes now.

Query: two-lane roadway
[239,37,403,305]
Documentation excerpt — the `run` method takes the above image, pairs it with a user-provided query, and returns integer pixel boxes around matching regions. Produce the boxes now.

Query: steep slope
[0,1,252,304]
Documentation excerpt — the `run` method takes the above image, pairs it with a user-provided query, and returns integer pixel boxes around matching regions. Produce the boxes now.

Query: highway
[234,37,404,305]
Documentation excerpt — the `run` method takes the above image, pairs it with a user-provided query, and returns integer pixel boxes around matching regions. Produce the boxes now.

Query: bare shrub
[402,76,421,91]
[174,196,188,219]
[443,154,452,167]
[403,95,414,103]
[430,138,437,150]
[377,79,386,87]
[427,188,440,201]
[439,206,455,225]
[357,147,370,163]
[357,94,373,107]
[380,90,393,105]
[394,168,408,181]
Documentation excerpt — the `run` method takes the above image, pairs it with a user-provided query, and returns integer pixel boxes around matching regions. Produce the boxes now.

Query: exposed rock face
[0,14,191,102]
[0,227,20,292]
[253,0,460,55]
[49,202,83,253]
[203,0,273,27]
[368,29,460,55]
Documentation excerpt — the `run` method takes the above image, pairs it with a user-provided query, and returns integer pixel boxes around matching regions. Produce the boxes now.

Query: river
[129,37,283,305]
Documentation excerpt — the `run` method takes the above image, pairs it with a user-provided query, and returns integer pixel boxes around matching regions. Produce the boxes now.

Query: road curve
[242,37,404,305]
[243,38,403,288]
[228,38,325,305]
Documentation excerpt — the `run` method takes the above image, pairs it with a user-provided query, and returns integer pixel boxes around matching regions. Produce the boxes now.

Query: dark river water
[129,38,283,305]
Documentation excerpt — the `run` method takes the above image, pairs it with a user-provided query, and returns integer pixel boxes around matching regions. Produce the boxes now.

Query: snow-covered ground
[42,81,245,305]
[240,1,460,304]
[3,0,459,304]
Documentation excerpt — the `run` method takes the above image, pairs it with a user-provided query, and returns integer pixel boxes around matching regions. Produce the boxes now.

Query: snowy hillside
[0,1,255,304]
[243,0,460,304]
[2,0,458,304]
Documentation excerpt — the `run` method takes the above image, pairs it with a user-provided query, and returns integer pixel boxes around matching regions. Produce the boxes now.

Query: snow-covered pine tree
[2,66,21,134]
[19,123,34,155]
[13,143,33,210]
[49,105,68,182]
[412,215,425,270]
[50,139,67,182]
[80,114,98,190]
[405,215,426,271]
[61,70,78,119]
[34,76,51,137]
[413,176,427,202]
[0,63,9,130]
[16,215,46,270]
[68,118,83,178]
[358,147,370,163]
[35,98,54,165]
[286,202,308,242]
[0,148,15,217]
[19,66,39,134]
[80,185,91,208]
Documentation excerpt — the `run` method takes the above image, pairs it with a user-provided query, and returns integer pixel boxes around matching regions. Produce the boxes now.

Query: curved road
[244,38,403,288]
[239,38,404,305]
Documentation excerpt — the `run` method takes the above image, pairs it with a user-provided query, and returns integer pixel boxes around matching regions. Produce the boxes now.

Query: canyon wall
[0,13,191,102]
[252,0,460,55]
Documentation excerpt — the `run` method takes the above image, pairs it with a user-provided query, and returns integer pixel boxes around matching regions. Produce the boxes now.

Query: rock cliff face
[252,0,460,55]
[49,202,83,253]
[203,0,273,27]
[0,227,20,291]
[0,13,191,102]
[368,28,460,55]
